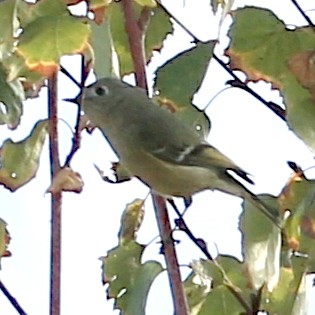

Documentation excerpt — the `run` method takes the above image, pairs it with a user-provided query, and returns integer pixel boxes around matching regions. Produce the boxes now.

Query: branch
[156,0,286,122]
[121,0,147,89]
[60,65,81,89]
[152,195,189,315]
[291,0,315,28]
[48,72,62,315]
[0,280,28,315]
[121,0,189,313]
[168,199,213,260]
[168,200,253,313]
[63,56,88,167]
[212,54,286,121]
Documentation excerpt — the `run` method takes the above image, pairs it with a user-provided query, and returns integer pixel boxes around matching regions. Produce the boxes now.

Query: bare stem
[212,54,286,121]
[291,0,315,28]
[63,56,87,167]
[152,195,189,315]
[0,280,28,315]
[121,0,147,89]
[48,72,62,315]
[121,0,189,313]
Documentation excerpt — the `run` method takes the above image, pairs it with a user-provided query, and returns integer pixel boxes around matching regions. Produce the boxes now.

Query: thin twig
[168,199,213,260]
[48,72,62,315]
[291,0,315,28]
[63,56,87,167]
[168,200,253,313]
[156,0,286,122]
[155,0,198,40]
[213,54,286,121]
[60,65,81,89]
[0,280,28,315]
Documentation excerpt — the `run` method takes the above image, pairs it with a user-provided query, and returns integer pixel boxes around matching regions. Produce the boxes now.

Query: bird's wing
[149,142,254,185]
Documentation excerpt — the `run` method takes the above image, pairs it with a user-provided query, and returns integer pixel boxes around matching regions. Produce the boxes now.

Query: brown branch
[121,1,189,313]
[120,0,147,89]
[152,195,189,315]
[0,280,28,315]
[48,72,62,315]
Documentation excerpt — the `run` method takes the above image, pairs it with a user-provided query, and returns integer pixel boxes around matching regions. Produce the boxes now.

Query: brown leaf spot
[154,96,179,113]
[287,237,300,251]
[226,49,282,89]
[91,6,109,25]
[301,215,315,239]
[288,51,315,99]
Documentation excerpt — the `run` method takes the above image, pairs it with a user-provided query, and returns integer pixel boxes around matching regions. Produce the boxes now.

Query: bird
[75,77,279,225]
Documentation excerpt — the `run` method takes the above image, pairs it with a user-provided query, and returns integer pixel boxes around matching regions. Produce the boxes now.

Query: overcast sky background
[0,0,315,314]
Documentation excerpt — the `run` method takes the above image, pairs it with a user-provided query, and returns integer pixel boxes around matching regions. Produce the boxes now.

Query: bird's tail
[221,172,281,228]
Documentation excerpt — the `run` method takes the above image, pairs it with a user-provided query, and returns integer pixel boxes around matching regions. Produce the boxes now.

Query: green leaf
[100,241,163,315]
[109,2,171,74]
[282,74,315,151]
[155,41,214,108]
[17,0,90,77]
[184,269,211,315]
[261,268,307,315]
[17,0,67,27]
[175,104,211,140]
[145,5,172,60]
[90,20,118,78]
[0,63,24,129]
[199,285,245,315]
[186,257,253,314]
[108,2,131,74]
[226,7,315,150]
[0,120,48,191]
[134,0,156,7]
[191,259,224,288]
[118,199,145,244]
[89,0,112,11]
[0,218,10,268]
[279,171,315,253]
[0,0,19,59]
[240,195,281,290]
[155,41,215,138]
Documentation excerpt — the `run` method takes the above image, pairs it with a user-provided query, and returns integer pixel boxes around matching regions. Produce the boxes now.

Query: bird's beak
[63,95,81,104]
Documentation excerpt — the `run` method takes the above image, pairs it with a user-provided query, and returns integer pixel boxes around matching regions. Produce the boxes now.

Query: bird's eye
[95,85,109,96]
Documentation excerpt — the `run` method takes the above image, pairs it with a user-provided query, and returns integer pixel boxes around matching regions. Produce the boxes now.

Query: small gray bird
[80,77,278,225]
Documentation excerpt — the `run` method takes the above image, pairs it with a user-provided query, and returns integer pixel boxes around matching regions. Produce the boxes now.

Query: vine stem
[48,72,62,315]
[120,0,189,314]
